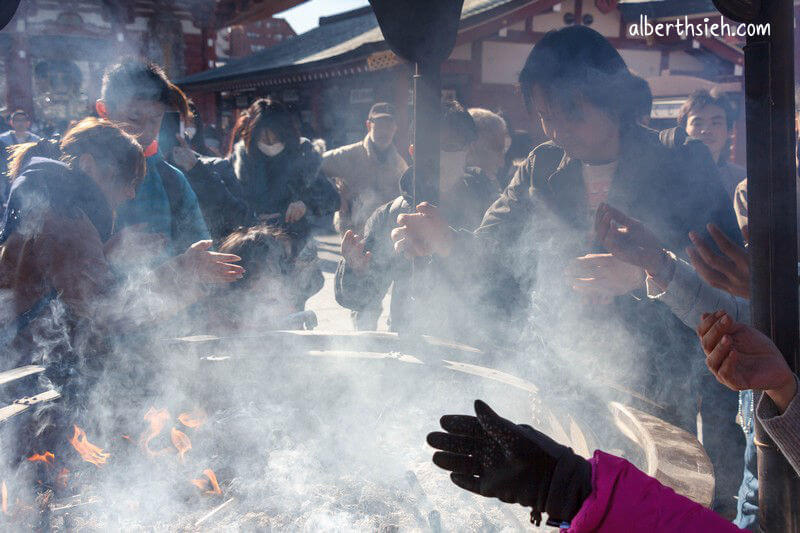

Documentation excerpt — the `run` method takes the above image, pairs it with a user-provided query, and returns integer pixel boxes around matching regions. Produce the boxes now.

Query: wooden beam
[455,0,563,46]
[0,365,44,386]
[0,390,61,423]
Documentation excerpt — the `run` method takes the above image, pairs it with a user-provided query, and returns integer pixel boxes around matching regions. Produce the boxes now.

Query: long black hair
[242,98,300,154]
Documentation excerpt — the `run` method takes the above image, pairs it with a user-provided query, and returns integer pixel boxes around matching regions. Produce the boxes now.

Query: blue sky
[276,0,370,35]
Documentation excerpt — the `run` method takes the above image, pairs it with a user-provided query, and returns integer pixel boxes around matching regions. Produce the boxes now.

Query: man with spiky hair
[96,59,209,257]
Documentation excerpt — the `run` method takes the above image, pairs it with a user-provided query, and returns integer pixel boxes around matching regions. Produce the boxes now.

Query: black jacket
[182,155,255,240]
[459,125,742,319]
[441,124,742,408]
[335,166,500,338]
[231,138,338,241]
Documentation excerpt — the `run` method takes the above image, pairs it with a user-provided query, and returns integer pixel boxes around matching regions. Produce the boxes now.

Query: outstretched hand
[698,311,796,412]
[171,134,199,172]
[687,224,749,299]
[341,230,371,274]
[594,203,674,287]
[427,400,591,525]
[176,240,245,284]
[566,253,644,300]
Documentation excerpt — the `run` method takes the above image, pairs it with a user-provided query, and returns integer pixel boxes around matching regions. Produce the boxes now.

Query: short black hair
[442,100,477,147]
[677,89,736,130]
[101,58,189,117]
[519,26,640,127]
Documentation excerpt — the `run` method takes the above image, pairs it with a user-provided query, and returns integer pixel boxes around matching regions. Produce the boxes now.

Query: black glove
[426,399,592,526]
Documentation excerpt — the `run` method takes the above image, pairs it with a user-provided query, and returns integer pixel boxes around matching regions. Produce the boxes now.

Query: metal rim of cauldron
[168,330,715,509]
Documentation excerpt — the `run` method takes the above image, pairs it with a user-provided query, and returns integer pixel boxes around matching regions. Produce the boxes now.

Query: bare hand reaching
[594,203,674,287]
[391,202,454,258]
[341,230,371,274]
[176,240,245,284]
[171,134,199,172]
[285,201,307,224]
[687,224,750,299]
[566,253,644,299]
[698,311,796,412]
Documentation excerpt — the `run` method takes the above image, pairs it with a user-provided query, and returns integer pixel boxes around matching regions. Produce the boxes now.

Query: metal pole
[411,61,442,205]
[407,61,442,311]
[743,0,800,530]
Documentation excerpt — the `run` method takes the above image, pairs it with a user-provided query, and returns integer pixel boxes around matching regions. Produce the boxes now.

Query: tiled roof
[179,0,526,87]
[617,0,720,21]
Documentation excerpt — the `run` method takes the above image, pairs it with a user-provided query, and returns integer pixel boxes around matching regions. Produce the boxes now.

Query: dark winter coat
[442,124,742,412]
[231,138,338,242]
[182,155,256,240]
[335,166,501,337]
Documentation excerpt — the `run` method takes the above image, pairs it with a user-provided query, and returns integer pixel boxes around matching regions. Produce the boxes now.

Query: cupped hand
[176,240,245,284]
[566,252,644,298]
[390,202,454,258]
[594,203,673,286]
[687,223,750,299]
[698,311,796,412]
[171,134,198,171]
[341,230,371,274]
[285,201,307,223]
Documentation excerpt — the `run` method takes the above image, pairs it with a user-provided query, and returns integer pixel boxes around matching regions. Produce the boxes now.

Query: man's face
[367,117,397,149]
[532,86,617,163]
[106,99,167,148]
[11,115,30,133]
[685,104,728,162]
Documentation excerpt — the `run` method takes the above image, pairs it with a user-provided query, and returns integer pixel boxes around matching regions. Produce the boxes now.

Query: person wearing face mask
[160,108,256,240]
[231,98,338,247]
[0,118,243,374]
[322,103,408,235]
[334,100,499,337]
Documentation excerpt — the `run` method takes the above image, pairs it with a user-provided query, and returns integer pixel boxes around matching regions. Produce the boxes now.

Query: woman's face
[80,154,138,209]
[258,128,282,145]
[532,85,619,163]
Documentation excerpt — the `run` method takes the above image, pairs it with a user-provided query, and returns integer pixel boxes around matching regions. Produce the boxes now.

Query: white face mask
[185,126,197,139]
[258,141,285,157]
[439,150,468,191]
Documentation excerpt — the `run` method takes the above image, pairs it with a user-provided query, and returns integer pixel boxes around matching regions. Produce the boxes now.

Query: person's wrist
[766,372,798,414]
[646,249,676,289]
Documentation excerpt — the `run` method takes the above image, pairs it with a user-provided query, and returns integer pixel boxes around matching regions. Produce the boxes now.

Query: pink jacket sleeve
[563,451,744,533]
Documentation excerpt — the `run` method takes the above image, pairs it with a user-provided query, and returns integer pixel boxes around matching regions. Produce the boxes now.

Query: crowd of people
[0,22,798,531]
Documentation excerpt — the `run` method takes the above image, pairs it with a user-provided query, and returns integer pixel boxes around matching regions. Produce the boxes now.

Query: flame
[140,407,172,456]
[56,468,69,489]
[1,481,7,515]
[170,427,192,462]
[191,469,222,495]
[178,409,207,428]
[68,425,110,467]
[27,451,54,465]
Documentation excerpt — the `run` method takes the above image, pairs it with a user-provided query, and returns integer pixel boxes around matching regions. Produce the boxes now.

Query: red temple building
[0,0,304,130]
[178,0,793,164]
